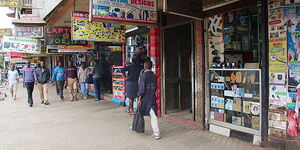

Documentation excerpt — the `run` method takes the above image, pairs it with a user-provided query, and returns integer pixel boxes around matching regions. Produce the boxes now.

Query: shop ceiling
[45,0,246,26]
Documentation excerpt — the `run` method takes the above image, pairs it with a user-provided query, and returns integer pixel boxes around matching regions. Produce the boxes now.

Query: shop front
[204,1,267,145]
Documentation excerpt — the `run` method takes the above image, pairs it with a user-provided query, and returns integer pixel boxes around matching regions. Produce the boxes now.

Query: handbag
[132,107,145,133]
[85,74,93,84]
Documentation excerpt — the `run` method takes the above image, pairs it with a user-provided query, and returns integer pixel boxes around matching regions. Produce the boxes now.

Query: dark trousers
[56,80,65,99]
[93,78,101,100]
[55,81,59,94]
[25,82,34,105]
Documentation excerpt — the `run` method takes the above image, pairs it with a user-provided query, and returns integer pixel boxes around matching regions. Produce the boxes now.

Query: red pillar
[150,27,161,116]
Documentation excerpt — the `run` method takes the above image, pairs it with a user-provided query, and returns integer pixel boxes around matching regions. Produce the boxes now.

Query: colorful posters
[288,61,300,92]
[285,6,300,61]
[0,28,12,36]
[269,38,288,73]
[15,26,43,38]
[72,11,126,43]
[269,85,288,106]
[92,0,157,25]
[207,14,224,66]
[1,36,39,53]
[0,0,22,7]
[269,8,286,38]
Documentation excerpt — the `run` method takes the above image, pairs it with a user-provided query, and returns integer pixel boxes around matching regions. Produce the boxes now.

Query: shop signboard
[0,0,23,7]
[15,26,44,38]
[0,28,12,36]
[72,11,126,43]
[91,0,157,25]
[1,36,40,54]
[47,45,58,53]
[164,0,202,19]
[10,52,25,57]
[45,26,88,45]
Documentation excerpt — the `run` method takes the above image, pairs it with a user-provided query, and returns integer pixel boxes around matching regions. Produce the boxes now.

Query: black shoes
[29,103,33,107]
[44,101,49,105]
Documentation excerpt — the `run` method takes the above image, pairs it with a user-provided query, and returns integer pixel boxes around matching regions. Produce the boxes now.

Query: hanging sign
[0,28,12,36]
[45,26,88,45]
[15,26,43,38]
[1,36,40,54]
[91,0,157,25]
[72,11,126,43]
[0,0,23,7]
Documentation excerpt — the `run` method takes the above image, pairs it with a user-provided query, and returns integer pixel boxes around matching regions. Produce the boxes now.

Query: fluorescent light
[125,27,139,33]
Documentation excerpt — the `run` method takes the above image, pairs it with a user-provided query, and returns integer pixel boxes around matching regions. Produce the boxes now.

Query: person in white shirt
[7,64,19,100]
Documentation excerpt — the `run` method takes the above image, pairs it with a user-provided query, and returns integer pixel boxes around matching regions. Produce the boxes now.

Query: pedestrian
[122,58,143,115]
[22,61,36,107]
[7,64,19,100]
[36,61,50,105]
[137,60,160,140]
[53,63,60,95]
[65,61,78,102]
[78,62,90,99]
[92,59,103,101]
[51,61,66,102]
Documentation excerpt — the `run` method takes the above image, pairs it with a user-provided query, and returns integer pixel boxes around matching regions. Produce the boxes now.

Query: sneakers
[154,135,161,140]
[83,96,87,100]
[60,98,64,102]
[43,101,49,105]
[41,101,44,105]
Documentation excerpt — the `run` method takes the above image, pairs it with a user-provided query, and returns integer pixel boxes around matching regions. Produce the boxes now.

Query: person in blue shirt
[51,61,66,101]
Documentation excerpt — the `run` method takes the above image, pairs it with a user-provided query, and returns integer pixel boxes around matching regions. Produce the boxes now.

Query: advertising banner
[1,36,39,54]
[0,28,12,36]
[15,26,43,38]
[288,61,300,92]
[91,0,157,25]
[269,38,288,73]
[269,8,286,38]
[72,11,126,43]
[0,0,23,7]
[45,26,88,45]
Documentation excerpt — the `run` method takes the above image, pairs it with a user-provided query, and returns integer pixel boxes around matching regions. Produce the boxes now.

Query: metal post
[201,20,206,129]
[260,0,269,147]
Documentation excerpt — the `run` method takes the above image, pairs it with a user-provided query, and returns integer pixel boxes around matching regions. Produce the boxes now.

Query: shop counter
[209,69,261,136]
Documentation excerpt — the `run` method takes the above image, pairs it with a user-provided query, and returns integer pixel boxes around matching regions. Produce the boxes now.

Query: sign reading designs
[0,28,12,36]
[45,26,88,45]
[1,36,39,54]
[0,0,23,7]
[92,0,157,25]
[15,26,43,38]
[72,11,126,42]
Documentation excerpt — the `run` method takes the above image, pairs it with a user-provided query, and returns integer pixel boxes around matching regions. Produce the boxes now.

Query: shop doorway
[163,23,195,121]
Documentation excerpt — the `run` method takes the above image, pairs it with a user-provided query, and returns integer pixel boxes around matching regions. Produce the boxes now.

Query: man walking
[78,62,90,99]
[23,61,36,107]
[92,59,103,101]
[7,64,19,100]
[137,60,160,140]
[65,61,78,102]
[36,61,50,105]
[51,61,66,101]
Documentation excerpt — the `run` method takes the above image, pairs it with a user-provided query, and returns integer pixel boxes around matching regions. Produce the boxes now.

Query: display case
[112,66,125,104]
[209,69,261,135]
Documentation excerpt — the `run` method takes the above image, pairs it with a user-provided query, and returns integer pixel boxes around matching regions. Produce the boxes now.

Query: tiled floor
[0,84,272,150]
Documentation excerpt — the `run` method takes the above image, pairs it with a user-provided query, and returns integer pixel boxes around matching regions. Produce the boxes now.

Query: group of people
[122,58,160,139]
[7,59,104,107]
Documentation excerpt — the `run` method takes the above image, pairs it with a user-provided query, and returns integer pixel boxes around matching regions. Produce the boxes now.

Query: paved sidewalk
[0,84,272,150]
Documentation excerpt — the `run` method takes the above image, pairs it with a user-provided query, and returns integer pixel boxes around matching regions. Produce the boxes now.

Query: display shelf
[209,69,262,134]
[112,66,126,104]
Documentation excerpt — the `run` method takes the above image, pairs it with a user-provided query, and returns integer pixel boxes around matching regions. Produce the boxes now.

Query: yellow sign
[0,28,12,36]
[72,11,126,43]
[0,0,23,7]
[269,38,287,73]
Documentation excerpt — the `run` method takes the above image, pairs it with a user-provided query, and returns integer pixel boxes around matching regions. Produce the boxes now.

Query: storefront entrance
[163,23,195,121]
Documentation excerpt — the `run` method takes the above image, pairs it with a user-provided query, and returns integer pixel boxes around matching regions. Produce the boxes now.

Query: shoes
[75,97,79,101]
[43,101,49,105]
[29,103,33,107]
[83,96,87,99]
[41,101,44,104]
[154,135,161,140]
[60,98,64,102]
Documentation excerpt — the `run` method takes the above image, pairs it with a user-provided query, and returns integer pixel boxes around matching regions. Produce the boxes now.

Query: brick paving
[0,84,273,150]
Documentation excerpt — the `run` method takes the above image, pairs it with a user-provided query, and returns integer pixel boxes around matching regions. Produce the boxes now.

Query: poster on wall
[270,72,287,84]
[269,85,288,106]
[1,36,39,53]
[207,14,224,66]
[285,6,300,61]
[269,8,286,38]
[288,61,300,92]
[15,26,43,38]
[268,0,285,9]
[91,0,157,25]
[269,38,288,73]
[0,0,23,7]
[72,11,126,43]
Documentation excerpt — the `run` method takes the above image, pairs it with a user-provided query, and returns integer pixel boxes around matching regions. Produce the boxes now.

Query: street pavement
[0,84,273,150]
